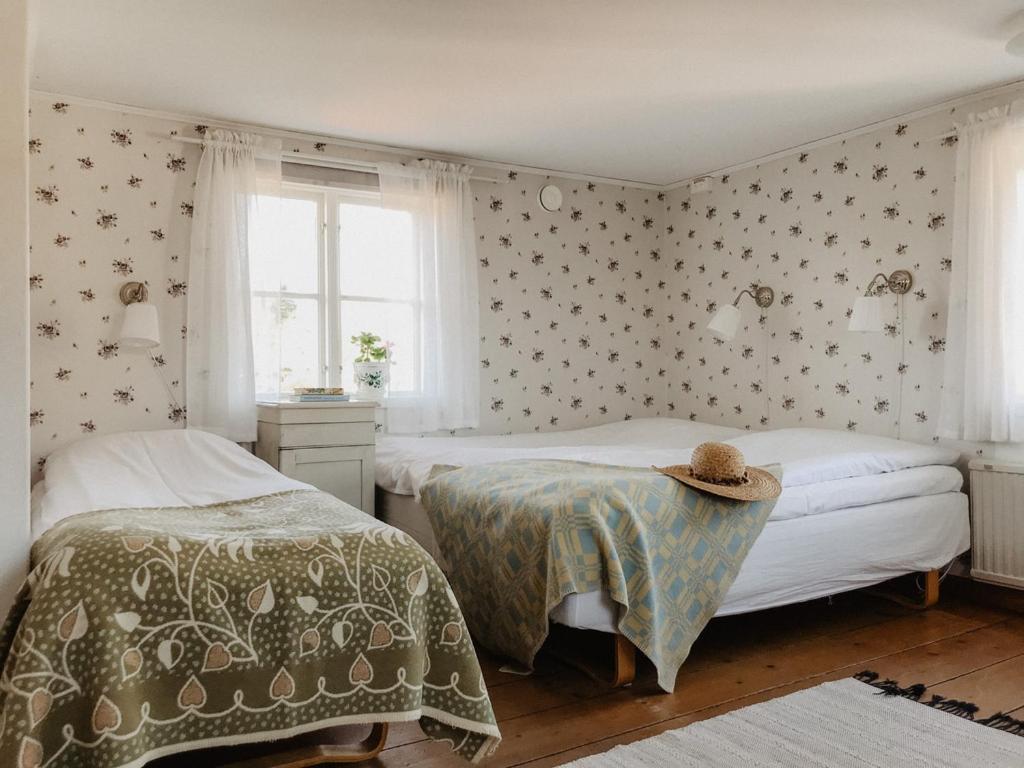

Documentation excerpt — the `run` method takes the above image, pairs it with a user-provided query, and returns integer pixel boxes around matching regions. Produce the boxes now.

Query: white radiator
[969,459,1024,589]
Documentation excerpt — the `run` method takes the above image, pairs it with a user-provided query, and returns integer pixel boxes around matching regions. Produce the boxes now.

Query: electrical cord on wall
[762,316,771,427]
[895,294,906,440]
[148,350,184,416]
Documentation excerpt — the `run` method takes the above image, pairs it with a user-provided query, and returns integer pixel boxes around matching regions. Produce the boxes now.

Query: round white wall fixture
[538,184,563,212]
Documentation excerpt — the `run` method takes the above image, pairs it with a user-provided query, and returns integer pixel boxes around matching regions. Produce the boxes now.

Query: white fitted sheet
[376,418,745,495]
[379,489,970,633]
[33,428,312,539]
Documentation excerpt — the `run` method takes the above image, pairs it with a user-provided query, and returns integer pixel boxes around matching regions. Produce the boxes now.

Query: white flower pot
[353,361,389,400]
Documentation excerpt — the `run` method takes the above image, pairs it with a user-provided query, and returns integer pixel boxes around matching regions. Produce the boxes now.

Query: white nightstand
[255,401,377,516]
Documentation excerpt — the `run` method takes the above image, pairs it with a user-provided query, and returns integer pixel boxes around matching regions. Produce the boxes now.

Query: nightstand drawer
[270,421,375,449]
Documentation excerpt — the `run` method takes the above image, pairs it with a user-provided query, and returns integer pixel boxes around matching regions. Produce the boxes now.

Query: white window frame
[252,180,420,394]
[335,192,421,397]
[250,186,325,396]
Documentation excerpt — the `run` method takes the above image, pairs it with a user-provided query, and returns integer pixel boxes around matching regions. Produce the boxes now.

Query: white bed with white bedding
[19,429,502,765]
[375,418,970,632]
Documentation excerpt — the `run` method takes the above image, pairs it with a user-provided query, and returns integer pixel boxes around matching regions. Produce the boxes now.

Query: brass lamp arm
[733,285,775,309]
[864,270,913,296]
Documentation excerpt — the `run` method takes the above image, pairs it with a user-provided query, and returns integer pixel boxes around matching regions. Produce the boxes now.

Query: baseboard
[971,569,1024,590]
[943,574,1024,615]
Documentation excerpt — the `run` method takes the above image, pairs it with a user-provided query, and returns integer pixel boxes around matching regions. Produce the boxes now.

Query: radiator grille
[969,460,1024,589]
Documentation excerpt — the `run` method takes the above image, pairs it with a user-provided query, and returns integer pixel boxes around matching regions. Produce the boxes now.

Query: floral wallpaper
[27,95,665,475]
[28,99,198,479]
[662,89,1016,456]
[474,178,666,433]
[30,87,1022,476]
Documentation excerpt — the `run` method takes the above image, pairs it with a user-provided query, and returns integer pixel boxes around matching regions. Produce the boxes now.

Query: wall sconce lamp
[707,285,775,341]
[118,281,161,348]
[848,269,913,333]
[118,280,183,414]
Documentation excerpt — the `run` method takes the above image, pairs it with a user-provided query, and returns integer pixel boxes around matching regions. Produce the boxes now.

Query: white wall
[0,0,32,611]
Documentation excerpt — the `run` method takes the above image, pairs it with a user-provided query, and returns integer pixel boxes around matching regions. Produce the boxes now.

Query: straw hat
[654,442,781,501]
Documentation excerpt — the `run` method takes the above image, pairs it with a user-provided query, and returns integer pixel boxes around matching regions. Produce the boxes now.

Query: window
[249,181,417,399]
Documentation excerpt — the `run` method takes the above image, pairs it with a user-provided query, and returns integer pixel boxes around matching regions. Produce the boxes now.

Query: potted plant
[351,332,391,400]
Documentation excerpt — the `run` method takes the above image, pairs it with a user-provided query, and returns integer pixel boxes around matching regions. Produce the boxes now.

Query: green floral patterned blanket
[0,490,499,767]
[420,460,777,692]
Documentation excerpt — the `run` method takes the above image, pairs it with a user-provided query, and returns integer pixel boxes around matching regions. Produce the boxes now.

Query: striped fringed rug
[561,672,1024,767]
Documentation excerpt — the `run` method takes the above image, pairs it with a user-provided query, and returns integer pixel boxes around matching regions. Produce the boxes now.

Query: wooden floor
[370,577,1024,767]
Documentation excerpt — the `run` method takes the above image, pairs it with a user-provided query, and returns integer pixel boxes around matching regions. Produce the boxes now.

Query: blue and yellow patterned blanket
[419,460,778,692]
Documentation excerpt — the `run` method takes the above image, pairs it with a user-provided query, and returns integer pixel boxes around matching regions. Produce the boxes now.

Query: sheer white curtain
[938,103,1024,443]
[187,130,281,441]
[377,160,479,433]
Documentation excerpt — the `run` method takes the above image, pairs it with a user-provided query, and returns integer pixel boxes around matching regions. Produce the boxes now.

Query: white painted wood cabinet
[255,401,377,515]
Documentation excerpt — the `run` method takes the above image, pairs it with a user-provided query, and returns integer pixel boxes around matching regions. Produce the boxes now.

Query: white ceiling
[30,0,1024,186]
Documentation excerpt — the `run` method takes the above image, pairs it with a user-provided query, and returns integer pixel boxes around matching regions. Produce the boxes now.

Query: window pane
[340,300,416,393]
[250,195,319,294]
[253,296,320,397]
[338,203,416,300]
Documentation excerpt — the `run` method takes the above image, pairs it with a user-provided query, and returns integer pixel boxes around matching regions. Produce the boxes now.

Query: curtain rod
[158,133,505,184]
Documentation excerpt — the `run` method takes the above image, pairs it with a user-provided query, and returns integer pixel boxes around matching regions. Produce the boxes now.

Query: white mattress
[771,464,961,521]
[376,419,963,522]
[379,489,970,633]
[32,429,312,539]
[376,418,745,496]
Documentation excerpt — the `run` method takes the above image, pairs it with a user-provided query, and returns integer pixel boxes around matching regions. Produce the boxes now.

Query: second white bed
[376,417,970,636]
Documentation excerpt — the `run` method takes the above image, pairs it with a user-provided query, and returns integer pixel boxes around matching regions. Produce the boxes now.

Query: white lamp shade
[848,296,883,333]
[119,302,161,348]
[707,303,742,341]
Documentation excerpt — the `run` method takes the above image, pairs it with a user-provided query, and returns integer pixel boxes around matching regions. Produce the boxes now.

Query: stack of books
[291,387,350,402]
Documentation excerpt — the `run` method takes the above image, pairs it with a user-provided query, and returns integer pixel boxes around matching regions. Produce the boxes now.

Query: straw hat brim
[654,464,781,502]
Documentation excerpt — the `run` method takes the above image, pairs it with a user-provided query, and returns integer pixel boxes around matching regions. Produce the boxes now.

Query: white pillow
[34,428,312,539]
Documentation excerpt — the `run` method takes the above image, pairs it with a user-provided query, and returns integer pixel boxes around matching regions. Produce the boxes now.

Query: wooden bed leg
[221,722,389,767]
[863,568,942,611]
[612,634,636,687]
[317,722,389,764]
[923,568,940,608]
